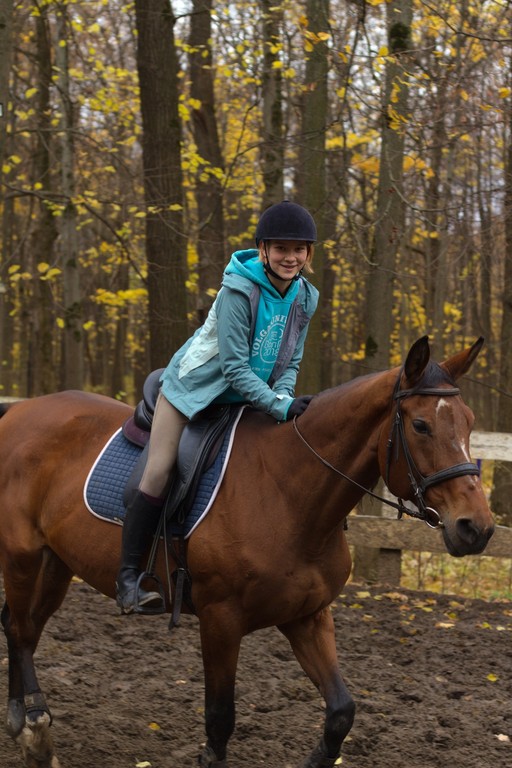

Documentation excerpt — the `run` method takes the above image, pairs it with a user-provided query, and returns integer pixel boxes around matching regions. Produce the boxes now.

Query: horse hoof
[298,743,338,768]
[6,697,25,738]
[198,744,228,767]
[17,712,58,768]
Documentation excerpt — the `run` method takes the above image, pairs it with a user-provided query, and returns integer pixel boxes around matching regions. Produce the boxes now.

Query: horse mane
[320,369,381,399]
[316,357,456,408]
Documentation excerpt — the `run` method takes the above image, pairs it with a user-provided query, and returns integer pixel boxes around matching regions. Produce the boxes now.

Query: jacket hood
[223,249,280,295]
[222,248,318,314]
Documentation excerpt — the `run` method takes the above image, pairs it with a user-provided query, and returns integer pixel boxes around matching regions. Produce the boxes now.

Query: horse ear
[403,336,430,387]
[441,336,484,381]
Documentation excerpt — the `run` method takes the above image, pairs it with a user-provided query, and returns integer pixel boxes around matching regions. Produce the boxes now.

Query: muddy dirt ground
[0,579,511,768]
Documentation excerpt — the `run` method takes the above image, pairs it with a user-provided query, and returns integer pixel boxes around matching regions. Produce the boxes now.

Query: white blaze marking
[436,397,471,460]
[460,438,471,461]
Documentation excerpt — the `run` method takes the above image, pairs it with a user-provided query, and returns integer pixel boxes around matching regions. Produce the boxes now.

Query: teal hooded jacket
[160,249,319,421]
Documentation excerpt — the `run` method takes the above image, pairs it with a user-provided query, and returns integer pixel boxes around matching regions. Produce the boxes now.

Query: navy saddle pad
[84,409,243,538]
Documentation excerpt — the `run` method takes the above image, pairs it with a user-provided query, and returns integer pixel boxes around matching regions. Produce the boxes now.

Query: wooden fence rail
[346,431,512,585]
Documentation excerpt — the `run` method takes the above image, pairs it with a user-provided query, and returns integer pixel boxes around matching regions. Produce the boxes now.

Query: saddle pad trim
[83,427,124,525]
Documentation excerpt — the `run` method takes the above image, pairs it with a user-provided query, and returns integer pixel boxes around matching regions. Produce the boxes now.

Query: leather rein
[292,374,481,530]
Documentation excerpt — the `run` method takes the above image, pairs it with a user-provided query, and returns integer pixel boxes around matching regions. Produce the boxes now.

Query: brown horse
[0,336,494,768]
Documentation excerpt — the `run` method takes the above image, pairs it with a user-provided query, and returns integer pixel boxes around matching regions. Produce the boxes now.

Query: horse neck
[286,369,396,531]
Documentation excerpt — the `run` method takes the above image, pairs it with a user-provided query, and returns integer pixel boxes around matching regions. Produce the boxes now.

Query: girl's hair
[258,241,315,274]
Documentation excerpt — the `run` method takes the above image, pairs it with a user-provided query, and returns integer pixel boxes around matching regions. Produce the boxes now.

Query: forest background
[0,0,511,525]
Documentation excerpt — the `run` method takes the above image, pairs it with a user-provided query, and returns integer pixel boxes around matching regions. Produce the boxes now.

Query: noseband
[293,374,481,529]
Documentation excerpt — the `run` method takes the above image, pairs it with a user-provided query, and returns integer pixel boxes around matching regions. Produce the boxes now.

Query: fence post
[376,548,401,585]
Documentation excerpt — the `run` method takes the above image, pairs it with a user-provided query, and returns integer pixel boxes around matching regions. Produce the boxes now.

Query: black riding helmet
[255,201,317,245]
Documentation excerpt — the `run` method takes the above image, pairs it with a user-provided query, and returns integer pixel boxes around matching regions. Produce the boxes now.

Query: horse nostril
[456,518,480,545]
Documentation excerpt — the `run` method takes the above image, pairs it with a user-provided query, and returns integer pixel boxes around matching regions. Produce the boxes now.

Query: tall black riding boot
[116,491,165,615]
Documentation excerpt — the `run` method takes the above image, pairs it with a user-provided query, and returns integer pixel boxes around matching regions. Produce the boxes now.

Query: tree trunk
[297,0,329,394]
[423,79,446,339]
[490,68,512,527]
[364,0,412,371]
[0,1,14,394]
[55,2,83,390]
[356,0,413,583]
[110,263,130,399]
[189,0,226,323]
[260,0,284,208]
[134,0,188,368]
[0,0,13,174]
[476,129,496,429]
[26,6,58,396]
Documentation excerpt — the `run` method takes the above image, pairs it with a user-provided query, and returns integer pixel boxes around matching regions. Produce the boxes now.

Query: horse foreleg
[197,605,242,767]
[279,607,355,768]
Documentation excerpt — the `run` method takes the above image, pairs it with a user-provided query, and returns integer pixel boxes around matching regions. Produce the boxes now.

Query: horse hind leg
[16,693,61,768]
[1,549,72,768]
[2,604,61,768]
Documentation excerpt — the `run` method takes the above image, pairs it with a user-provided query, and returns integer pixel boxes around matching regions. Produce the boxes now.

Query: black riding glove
[287,395,313,420]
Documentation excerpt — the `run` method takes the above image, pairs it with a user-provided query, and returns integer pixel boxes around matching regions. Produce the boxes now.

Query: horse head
[379,336,494,556]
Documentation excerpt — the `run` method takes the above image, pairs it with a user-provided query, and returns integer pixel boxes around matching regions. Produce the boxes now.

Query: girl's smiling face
[263,240,310,290]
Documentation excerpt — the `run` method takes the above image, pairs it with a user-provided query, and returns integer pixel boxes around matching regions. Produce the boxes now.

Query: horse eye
[412,419,429,435]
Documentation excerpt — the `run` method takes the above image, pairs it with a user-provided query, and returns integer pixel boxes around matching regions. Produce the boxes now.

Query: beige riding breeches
[139,393,188,499]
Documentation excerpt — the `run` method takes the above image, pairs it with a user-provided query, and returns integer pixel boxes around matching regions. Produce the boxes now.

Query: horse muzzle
[442,515,495,557]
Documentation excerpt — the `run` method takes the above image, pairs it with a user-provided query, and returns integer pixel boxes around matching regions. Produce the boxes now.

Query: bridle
[292,372,481,529]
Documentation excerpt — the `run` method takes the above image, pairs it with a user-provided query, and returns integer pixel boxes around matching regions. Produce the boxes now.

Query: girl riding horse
[116,201,320,615]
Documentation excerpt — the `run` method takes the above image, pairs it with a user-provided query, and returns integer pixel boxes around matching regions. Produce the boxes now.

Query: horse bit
[293,375,481,529]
